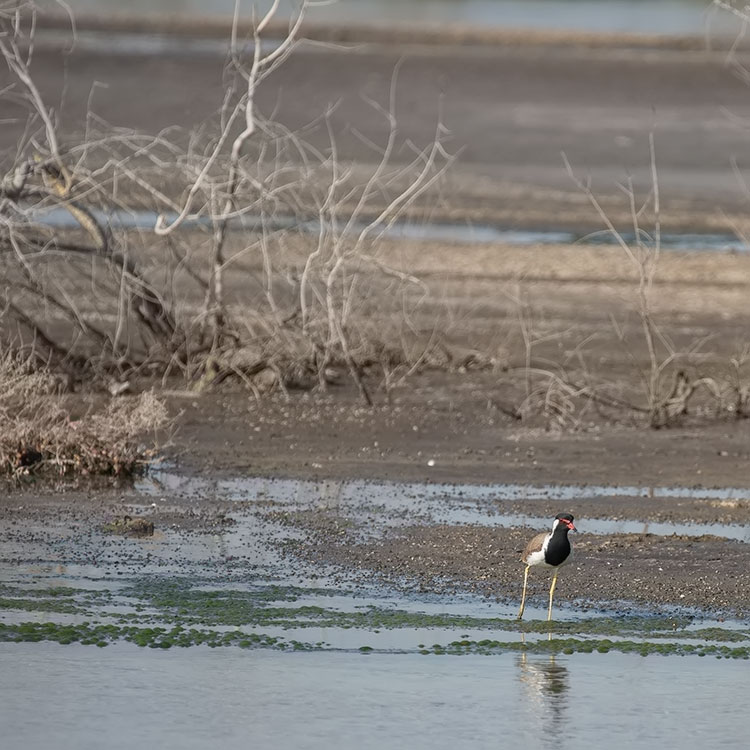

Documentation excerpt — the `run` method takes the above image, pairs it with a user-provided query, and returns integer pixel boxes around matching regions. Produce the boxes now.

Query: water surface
[31,205,748,254]
[1,643,747,750]
[138,471,750,543]
[3,472,749,748]
[47,0,738,37]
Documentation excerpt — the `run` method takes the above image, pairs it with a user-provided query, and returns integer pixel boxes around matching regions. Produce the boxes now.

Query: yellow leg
[547,568,559,622]
[517,565,530,620]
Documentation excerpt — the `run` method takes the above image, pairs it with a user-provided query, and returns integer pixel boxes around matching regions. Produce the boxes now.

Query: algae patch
[2,578,749,657]
[0,622,307,650]
[427,637,750,659]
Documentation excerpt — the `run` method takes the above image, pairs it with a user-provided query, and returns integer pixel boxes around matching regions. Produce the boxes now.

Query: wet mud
[4,470,750,620]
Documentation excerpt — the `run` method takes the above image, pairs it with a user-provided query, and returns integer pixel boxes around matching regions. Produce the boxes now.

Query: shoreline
[35,11,743,52]
[1,5,748,622]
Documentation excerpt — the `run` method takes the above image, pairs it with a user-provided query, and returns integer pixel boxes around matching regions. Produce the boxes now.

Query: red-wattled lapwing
[517,513,577,621]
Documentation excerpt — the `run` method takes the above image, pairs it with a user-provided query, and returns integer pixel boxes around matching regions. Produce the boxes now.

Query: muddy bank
[157,384,750,616]
[277,515,750,616]
[164,385,750,489]
[4,468,750,617]
[8,29,750,233]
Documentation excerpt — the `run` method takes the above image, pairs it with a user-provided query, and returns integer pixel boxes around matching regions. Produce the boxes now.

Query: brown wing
[521,531,548,563]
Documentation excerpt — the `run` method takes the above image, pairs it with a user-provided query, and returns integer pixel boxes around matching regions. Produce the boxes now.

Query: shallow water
[138,471,750,542]
[2,472,750,747]
[139,469,750,503]
[2,643,748,750]
[29,205,749,253]
[48,0,741,37]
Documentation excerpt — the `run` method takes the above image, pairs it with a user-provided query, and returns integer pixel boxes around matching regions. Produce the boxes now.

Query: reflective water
[3,472,749,748]
[139,469,750,501]
[45,0,740,37]
[138,471,750,542]
[2,643,748,750]
[29,205,749,253]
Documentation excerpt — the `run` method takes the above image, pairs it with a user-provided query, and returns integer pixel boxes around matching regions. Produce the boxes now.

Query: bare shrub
[0,1,454,403]
[0,351,167,476]
[483,130,750,430]
[506,137,750,429]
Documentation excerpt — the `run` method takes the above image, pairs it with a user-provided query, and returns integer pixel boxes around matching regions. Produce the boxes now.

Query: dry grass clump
[0,353,167,477]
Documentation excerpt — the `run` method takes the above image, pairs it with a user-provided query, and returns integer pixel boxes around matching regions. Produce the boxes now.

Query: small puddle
[431,508,750,543]
[35,29,282,57]
[138,470,750,503]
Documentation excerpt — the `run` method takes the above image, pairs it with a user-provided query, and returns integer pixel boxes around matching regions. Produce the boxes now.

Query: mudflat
[9,27,750,230]
[6,233,750,616]
[4,28,750,618]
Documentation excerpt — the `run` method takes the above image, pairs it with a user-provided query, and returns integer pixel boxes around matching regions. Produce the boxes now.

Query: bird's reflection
[516,646,570,738]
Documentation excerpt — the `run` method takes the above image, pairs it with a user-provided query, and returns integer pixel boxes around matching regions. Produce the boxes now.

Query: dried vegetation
[0,0,749,441]
[0,352,166,477]
[0,0,454,408]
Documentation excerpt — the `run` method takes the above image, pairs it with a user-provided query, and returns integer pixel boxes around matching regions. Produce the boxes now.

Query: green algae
[121,580,333,606]
[0,596,88,615]
[665,627,750,643]
[0,586,116,617]
[426,637,750,659]
[0,621,309,651]
[2,578,748,658]
[88,581,709,636]
[0,586,78,598]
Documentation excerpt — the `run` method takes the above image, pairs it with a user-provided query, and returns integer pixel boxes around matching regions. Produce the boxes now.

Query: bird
[517,513,577,621]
